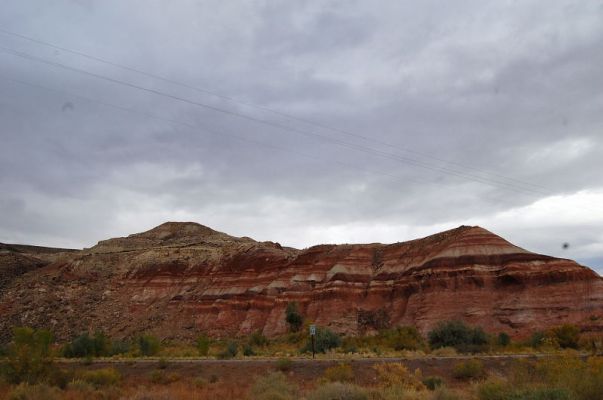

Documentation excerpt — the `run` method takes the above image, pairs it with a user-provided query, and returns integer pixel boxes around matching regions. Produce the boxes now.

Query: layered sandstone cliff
[0,222,601,341]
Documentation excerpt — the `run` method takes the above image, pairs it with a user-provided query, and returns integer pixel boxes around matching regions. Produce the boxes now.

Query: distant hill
[0,242,78,255]
[0,242,77,290]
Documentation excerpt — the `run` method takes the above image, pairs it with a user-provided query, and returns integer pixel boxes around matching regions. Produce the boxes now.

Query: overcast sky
[0,1,602,273]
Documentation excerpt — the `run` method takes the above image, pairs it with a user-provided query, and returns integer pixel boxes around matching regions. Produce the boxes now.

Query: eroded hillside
[0,222,601,341]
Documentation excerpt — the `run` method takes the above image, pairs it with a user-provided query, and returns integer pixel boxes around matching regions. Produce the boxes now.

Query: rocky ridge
[0,222,601,341]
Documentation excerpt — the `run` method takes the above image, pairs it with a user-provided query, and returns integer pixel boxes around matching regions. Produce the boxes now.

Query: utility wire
[0,73,432,189]
[3,66,600,216]
[0,45,553,197]
[0,26,549,192]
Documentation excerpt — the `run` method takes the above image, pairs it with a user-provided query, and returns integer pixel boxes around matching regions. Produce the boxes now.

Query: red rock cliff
[0,222,601,341]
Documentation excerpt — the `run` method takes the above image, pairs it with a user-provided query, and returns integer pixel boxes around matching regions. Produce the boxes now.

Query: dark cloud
[0,0,601,273]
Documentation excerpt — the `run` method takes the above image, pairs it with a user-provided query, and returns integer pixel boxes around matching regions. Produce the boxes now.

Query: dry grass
[373,362,426,390]
[2,353,602,400]
[4,381,249,400]
[0,383,11,398]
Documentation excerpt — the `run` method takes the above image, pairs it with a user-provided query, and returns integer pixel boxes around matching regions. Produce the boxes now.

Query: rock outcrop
[0,222,601,341]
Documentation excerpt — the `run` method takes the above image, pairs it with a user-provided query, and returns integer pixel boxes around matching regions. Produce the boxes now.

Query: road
[53,352,599,363]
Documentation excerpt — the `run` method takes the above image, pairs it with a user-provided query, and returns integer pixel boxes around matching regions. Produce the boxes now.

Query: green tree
[378,326,426,351]
[217,341,238,359]
[62,333,93,358]
[109,340,130,356]
[62,331,111,358]
[92,331,109,356]
[529,331,546,348]
[285,302,303,332]
[302,327,341,353]
[428,320,489,352]
[249,330,269,347]
[497,332,511,347]
[3,327,54,384]
[196,333,210,356]
[552,324,580,349]
[243,344,255,356]
[138,334,160,356]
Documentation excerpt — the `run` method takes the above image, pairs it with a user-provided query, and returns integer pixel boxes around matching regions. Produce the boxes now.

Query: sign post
[309,324,316,359]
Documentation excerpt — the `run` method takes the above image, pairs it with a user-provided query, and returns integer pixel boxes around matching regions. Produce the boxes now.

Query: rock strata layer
[0,222,601,341]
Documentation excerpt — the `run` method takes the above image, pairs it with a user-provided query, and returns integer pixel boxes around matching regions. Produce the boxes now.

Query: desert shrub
[430,346,458,357]
[378,326,426,351]
[249,330,270,347]
[579,335,603,353]
[157,358,168,369]
[79,367,121,387]
[324,363,354,382]
[286,331,305,345]
[8,383,60,400]
[452,359,486,381]
[497,332,510,347]
[110,340,130,356]
[532,356,603,400]
[276,358,293,372]
[371,385,419,400]
[302,327,341,354]
[217,341,238,359]
[477,379,571,400]
[285,302,303,332]
[46,367,73,389]
[476,379,510,400]
[2,327,54,384]
[149,370,180,385]
[67,379,95,392]
[428,321,489,353]
[551,324,580,349]
[342,338,358,354]
[522,388,572,400]
[250,371,298,400]
[138,334,160,356]
[432,387,462,400]
[62,331,111,358]
[423,375,444,390]
[575,358,603,400]
[528,331,547,348]
[128,388,174,400]
[226,341,238,357]
[194,376,208,388]
[196,333,210,356]
[507,359,540,387]
[243,344,256,356]
[478,356,603,400]
[358,308,391,331]
[373,362,425,390]
[209,373,219,383]
[91,331,110,356]
[307,382,368,400]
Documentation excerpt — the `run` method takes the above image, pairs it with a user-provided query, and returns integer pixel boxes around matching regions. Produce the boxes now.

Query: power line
[3,68,600,216]
[0,45,553,197]
[0,26,549,192]
[0,73,431,189]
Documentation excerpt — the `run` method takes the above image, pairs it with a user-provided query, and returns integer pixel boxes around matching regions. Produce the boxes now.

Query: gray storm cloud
[0,0,602,272]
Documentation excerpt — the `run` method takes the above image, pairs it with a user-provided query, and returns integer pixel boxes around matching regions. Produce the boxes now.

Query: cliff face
[0,222,601,341]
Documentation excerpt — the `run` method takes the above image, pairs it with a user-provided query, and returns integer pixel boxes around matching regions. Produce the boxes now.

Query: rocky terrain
[0,242,76,290]
[0,222,601,342]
